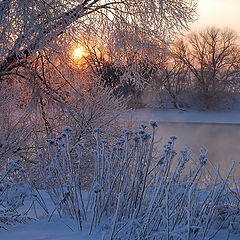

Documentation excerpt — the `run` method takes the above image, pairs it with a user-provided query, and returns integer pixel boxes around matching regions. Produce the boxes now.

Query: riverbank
[122,108,240,124]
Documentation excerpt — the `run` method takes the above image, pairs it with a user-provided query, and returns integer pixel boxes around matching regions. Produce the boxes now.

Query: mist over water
[154,122,240,176]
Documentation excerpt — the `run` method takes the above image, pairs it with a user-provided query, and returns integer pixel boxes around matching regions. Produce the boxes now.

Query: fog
[154,122,240,176]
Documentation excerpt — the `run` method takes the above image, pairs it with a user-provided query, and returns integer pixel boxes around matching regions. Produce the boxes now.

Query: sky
[189,0,240,35]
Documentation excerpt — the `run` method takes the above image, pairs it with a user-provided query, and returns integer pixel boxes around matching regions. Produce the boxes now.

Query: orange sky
[189,0,240,35]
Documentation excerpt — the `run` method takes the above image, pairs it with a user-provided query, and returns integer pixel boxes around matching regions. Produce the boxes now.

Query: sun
[73,47,84,59]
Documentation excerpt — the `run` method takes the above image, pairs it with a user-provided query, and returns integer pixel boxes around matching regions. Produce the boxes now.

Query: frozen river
[153,122,240,174]
[122,109,240,176]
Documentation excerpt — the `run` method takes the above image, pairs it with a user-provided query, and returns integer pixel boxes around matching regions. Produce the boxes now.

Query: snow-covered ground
[0,192,106,240]
[1,216,240,240]
[0,216,112,240]
[1,194,240,240]
[122,108,240,124]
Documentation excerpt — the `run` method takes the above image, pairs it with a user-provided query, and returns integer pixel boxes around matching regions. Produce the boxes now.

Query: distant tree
[155,52,190,110]
[174,27,240,109]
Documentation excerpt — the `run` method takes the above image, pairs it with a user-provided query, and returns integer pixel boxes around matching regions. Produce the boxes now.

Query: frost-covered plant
[2,121,240,239]
[88,122,240,239]
[0,75,126,184]
[31,127,87,230]
[0,159,47,230]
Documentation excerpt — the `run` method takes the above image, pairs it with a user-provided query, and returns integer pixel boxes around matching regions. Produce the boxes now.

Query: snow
[0,192,105,240]
[1,198,240,240]
[1,219,239,240]
[0,216,105,240]
[122,108,240,124]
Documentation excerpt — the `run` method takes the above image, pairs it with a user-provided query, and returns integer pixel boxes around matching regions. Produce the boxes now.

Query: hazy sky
[189,0,240,34]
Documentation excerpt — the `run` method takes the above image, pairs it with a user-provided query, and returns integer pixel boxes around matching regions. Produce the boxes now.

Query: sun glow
[73,47,84,59]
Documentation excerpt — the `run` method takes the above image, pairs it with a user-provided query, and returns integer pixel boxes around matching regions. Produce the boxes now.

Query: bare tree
[174,27,240,108]
[155,51,190,110]
[0,0,197,79]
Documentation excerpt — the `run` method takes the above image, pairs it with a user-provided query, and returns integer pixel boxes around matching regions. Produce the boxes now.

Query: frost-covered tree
[0,0,197,78]
[0,0,198,166]
[173,27,240,109]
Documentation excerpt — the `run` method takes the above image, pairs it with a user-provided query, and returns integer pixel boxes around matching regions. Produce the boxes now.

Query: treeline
[83,27,240,110]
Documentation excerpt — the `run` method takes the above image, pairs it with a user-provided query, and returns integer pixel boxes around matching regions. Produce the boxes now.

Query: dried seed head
[141,132,151,140]
[199,154,207,165]
[56,135,62,141]
[180,149,187,154]
[115,139,125,146]
[47,139,55,145]
[138,129,145,135]
[93,128,101,134]
[93,182,102,193]
[61,132,67,138]
[63,126,72,132]
[101,139,108,144]
[170,136,177,140]
[150,120,158,128]
[133,135,140,142]
[74,142,85,151]
[141,123,147,129]
[122,129,131,136]
[198,154,206,161]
